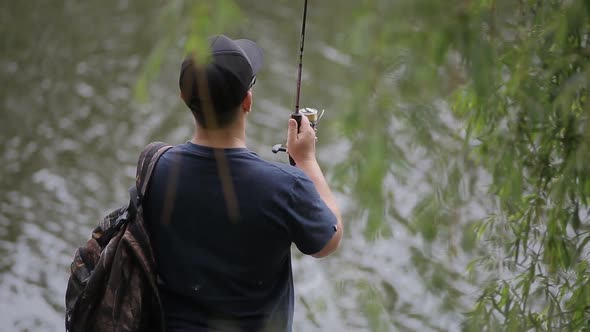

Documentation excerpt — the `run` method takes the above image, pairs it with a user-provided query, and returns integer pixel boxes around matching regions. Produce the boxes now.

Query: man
[144,35,343,332]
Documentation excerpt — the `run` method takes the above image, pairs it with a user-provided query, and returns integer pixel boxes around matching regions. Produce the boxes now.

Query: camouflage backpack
[65,142,173,332]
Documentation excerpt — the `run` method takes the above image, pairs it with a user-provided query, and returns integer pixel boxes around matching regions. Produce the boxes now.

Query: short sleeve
[286,175,338,255]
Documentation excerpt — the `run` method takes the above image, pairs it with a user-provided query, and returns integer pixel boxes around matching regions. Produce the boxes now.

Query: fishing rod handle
[288,113,303,166]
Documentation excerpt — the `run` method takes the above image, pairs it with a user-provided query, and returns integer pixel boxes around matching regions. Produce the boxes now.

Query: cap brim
[235,39,264,75]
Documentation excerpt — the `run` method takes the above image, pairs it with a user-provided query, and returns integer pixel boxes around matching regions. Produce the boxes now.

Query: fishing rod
[272,0,324,165]
[294,0,308,118]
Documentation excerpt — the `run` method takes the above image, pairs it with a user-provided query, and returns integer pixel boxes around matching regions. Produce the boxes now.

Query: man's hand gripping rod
[272,107,324,154]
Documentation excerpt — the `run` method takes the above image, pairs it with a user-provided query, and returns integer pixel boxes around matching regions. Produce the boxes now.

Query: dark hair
[178,36,263,129]
[179,60,246,129]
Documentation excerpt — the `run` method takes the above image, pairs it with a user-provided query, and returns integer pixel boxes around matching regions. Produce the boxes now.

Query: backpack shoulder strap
[131,142,173,206]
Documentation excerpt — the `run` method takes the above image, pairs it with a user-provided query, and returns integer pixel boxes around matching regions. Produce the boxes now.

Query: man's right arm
[287,116,343,258]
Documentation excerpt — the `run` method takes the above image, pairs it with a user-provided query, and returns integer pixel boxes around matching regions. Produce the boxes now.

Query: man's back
[144,142,337,332]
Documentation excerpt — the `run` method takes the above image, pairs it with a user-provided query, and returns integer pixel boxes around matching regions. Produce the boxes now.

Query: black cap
[179,35,264,117]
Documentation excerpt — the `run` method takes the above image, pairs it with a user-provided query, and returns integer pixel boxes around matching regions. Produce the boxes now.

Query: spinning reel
[271,107,324,155]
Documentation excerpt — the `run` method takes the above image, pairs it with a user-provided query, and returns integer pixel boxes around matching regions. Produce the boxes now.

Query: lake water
[0,1,486,331]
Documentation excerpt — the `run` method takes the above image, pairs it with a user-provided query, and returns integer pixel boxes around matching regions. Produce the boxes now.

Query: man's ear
[241,90,253,113]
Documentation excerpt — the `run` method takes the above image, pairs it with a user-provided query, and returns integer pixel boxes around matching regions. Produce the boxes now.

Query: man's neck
[191,125,247,149]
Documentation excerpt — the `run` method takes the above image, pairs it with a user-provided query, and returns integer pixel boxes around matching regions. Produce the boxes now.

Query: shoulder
[252,161,323,207]
[248,156,310,184]
[151,143,208,169]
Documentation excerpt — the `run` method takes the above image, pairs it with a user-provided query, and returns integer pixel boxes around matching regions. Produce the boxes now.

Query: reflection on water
[1,1,484,331]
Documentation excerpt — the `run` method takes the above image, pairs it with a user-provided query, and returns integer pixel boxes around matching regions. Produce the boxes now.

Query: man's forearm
[298,159,343,234]
[286,115,342,256]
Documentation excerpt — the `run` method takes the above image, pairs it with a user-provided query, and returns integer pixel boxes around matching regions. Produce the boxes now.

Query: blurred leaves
[357,279,399,332]
[333,0,590,330]
[134,0,242,102]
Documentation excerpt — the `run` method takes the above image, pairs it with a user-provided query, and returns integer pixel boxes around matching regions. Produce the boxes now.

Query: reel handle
[289,113,303,166]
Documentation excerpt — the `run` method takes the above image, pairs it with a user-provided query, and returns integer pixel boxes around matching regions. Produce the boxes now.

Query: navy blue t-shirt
[144,142,337,332]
